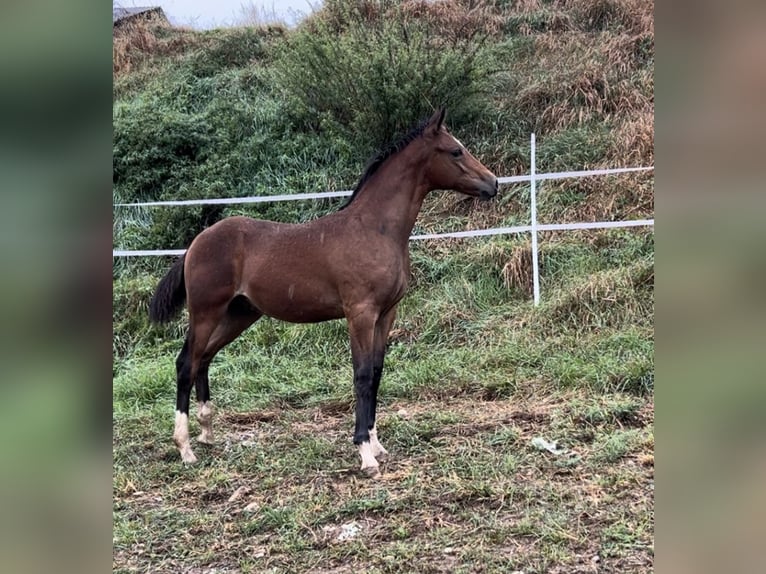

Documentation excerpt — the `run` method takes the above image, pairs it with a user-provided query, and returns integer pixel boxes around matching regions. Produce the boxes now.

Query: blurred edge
[657,0,766,573]
[0,1,112,573]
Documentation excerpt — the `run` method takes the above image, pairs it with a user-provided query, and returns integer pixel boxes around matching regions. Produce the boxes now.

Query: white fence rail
[113,166,652,208]
[113,135,654,305]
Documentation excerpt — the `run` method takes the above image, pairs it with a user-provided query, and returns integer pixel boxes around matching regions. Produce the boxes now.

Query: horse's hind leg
[173,306,229,463]
[174,335,199,463]
[194,359,215,444]
[195,298,262,445]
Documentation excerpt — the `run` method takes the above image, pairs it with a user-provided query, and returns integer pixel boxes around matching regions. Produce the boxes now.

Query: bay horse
[148,108,498,477]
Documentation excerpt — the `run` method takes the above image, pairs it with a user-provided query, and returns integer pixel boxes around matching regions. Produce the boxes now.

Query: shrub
[273,0,497,151]
[113,104,215,201]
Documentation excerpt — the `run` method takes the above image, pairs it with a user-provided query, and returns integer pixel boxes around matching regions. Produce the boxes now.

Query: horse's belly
[249,282,344,324]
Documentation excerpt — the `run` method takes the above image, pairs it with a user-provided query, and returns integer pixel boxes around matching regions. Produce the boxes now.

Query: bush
[113,104,213,201]
[274,0,496,151]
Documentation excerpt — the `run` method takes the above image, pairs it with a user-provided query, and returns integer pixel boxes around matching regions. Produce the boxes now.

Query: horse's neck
[346,152,429,242]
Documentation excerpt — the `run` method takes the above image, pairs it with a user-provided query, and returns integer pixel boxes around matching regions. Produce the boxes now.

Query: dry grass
[563,0,653,35]
[310,0,504,39]
[501,0,653,138]
[113,16,204,77]
[501,0,652,36]
[610,110,655,166]
[113,18,161,76]
[113,393,654,573]
[515,31,651,132]
[399,0,505,41]
[540,172,654,223]
[541,259,653,332]
[502,242,535,295]
[520,41,653,228]
[113,16,279,79]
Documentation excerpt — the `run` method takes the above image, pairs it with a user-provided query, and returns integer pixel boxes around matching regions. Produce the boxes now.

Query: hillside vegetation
[113,0,654,572]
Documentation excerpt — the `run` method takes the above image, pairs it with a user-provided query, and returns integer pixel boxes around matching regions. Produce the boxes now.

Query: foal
[149,108,498,477]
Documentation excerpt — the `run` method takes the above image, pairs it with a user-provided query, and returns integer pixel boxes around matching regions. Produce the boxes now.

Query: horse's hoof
[196,433,215,445]
[361,465,381,479]
[177,443,198,463]
[180,451,198,464]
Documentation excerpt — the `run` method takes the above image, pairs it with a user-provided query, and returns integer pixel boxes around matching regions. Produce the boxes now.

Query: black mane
[339,117,431,210]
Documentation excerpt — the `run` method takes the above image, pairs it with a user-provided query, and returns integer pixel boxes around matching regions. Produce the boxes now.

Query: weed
[591,428,648,463]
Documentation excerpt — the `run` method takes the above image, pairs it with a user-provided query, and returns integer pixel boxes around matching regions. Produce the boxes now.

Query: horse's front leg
[368,306,397,461]
[347,309,380,478]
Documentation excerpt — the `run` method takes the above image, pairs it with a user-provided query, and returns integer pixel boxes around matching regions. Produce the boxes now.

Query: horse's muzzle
[479,177,499,200]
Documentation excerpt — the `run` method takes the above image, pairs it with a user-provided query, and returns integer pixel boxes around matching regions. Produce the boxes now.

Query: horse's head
[421,107,498,200]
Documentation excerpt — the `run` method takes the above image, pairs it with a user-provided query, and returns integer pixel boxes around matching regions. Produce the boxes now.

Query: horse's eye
[451,148,463,158]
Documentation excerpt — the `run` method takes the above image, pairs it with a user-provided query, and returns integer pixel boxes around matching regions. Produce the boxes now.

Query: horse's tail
[149,254,187,324]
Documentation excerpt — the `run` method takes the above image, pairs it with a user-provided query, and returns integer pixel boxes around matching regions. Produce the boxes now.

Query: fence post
[530,133,540,306]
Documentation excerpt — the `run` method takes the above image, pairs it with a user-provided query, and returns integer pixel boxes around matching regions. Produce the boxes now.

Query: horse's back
[186,216,293,264]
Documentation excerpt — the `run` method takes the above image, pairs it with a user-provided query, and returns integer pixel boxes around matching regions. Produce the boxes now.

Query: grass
[114,392,653,573]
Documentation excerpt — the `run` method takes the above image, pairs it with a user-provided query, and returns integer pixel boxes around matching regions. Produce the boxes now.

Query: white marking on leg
[174,411,197,463]
[358,441,379,477]
[196,401,215,444]
[369,426,388,459]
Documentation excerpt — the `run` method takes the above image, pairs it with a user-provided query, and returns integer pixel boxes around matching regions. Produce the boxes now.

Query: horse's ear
[426,107,447,135]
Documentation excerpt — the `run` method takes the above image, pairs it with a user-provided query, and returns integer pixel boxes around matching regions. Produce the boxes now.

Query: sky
[120,0,320,29]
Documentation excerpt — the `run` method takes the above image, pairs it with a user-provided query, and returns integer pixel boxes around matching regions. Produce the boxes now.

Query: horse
[148,108,498,478]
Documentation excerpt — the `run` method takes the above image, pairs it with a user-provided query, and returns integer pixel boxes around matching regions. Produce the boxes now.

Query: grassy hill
[113,1,654,572]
